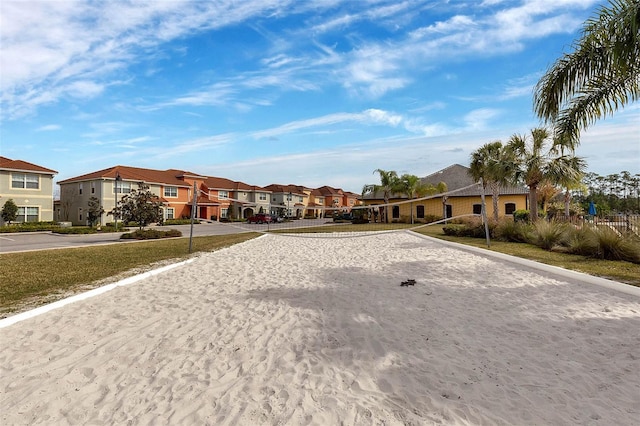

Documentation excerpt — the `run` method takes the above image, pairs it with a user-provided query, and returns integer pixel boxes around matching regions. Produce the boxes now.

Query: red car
[246,214,273,224]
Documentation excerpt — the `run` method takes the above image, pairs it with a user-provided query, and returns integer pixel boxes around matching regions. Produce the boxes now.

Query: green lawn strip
[413,225,640,287]
[0,233,260,316]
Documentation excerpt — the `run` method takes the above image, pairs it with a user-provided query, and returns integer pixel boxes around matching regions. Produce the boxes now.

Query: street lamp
[114,172,121,231]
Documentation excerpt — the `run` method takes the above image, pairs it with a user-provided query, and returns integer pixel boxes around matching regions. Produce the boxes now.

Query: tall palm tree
[507,128,585,222]
[362,169,400,223]
[534,0,640,145]
[469,141,516,221]
[548,150,587,217]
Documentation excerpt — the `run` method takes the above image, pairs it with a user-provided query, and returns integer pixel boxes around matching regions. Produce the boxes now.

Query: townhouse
[0,156,57,224]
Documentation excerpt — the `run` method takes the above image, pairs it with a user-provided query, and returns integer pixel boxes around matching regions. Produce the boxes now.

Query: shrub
[120,229,182,240]
[53,227,98,234]
[493,219,533,243]
[513,210,530,222]
[163,218,196,225]
[565,227,599,256]
[531,220,571,250]
[591,226,640,263]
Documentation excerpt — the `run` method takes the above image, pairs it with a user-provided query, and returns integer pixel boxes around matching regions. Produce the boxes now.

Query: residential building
[264,184,309,218]
[0,156,57,224]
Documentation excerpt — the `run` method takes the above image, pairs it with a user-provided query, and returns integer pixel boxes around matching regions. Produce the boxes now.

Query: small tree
[1,199,18,224]
[111,182,163,229]
[87,196,105,227]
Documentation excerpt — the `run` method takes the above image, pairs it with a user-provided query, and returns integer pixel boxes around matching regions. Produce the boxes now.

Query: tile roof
[58,165,196,186]
[0,156,57,174]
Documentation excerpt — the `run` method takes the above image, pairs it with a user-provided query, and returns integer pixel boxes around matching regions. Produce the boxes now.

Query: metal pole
[114,172,120,232]
[189,181,197,253]
[479,179,491,248]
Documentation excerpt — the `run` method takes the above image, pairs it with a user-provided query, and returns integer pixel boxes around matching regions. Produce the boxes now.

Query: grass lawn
[0,233,260,318]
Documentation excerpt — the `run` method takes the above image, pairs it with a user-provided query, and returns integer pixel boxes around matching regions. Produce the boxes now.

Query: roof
[58,165,194,187]
[422,164,528,196]
[263,184,307,196]
[0,156,57,175]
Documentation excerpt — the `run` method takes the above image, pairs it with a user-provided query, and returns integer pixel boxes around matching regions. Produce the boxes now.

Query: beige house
[0,156,58,224]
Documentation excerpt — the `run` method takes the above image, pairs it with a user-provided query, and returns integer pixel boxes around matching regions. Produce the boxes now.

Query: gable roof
[0,156,57,175]
[57,165,193,187]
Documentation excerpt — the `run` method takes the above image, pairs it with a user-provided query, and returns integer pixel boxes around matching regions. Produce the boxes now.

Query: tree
[397,174,446,223]
[469,141,517,221]
[534,0,640,145]
[507,128,585,222]
[1,199,18,224]
[362,169,400,223]
[87,196,105,228]
[111,182,163,229]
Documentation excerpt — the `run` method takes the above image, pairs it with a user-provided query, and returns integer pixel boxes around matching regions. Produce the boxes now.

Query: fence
[554,214,640,237]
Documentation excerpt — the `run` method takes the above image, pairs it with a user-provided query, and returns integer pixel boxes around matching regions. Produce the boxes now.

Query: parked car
[269,214,284,223]
[247,214,273,224]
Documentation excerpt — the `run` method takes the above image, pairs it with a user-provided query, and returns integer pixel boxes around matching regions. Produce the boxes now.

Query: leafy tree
[534,0,640,145]
[469,141,517,221]
[111,182,163,229]
[87,196,105,227]
[507,128,584,222]
[1,199,18,224]
[362,169,400,223]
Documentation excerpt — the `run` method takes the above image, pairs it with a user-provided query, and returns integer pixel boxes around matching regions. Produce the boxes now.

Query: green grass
[413,225,640,287]
[0,233,260,317]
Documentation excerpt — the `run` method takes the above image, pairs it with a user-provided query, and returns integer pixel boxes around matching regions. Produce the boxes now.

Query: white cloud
[36,124,61,132]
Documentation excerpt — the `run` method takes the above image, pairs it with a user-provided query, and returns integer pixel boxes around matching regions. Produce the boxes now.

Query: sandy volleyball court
[1,231,639,425]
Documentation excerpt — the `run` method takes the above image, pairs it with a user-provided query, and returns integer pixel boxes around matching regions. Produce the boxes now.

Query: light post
[114,172,121,231]
[287,191,291,219]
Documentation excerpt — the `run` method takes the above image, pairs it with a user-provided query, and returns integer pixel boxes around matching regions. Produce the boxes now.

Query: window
[164,186,178,197]
[317,197,324,204]
[91,182,95,194]
[221,208,228,218]
[219,191,228,199]
[298,196,303,203]
[473,204,482,215]
[259,193,266,201]
[286,194,292,201]
[16,207,39,222]
[11,173,39,189]
[416,205,425,218]
[165,208,175,220]
[392,205,400,219]
[78,207,83,222]
[505,203,516,215]
[79,183,83,195]
[114,181,131,194]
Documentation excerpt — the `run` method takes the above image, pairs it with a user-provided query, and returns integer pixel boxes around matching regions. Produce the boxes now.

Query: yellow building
[363,164,529,222]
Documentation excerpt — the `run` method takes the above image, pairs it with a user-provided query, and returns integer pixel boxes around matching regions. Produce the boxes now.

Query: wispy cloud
[36,124,61,132]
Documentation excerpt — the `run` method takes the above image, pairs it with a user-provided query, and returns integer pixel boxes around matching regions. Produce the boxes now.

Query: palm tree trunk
[529,184,539,221]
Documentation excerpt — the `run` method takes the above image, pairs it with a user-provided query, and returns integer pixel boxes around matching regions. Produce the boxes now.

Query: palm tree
[469,141,516,221]
[548,152,587,217]
[533,0,640,145]
[362,169,400,223]
[507,128,584,222]
[397,174,446,223]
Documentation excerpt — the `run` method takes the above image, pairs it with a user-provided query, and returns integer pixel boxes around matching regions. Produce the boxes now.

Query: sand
[1,231,639,425]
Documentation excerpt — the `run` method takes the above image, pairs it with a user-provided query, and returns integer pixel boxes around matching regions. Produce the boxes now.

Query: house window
[473,204,482,215]
[16,207,39,222]
[416,205,425,218]
[317,197,324,204]
[11,173,39,189]
[219,191,228,199]
[165,208,175,220]
[114,181,131,194]
[505,203,516,215]
[259,193,266,201]
[164,186,178,197]
[221,208,228,218]
[91,182,95,194]
[392,205,400,219]
[286,194,292,201]
[298,196,303,203]
[79,183,83,195]
[78,207,83,222]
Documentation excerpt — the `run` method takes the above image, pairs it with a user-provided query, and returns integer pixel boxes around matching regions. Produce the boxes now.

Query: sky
[1,0,638,194]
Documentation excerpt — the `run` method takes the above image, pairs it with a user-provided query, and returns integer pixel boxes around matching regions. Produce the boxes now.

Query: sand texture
[1,231,639,425]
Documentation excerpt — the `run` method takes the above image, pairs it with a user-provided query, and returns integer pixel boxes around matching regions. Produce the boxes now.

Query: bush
[591,226,640,263]
[53,227,98,234]
[494,219,533,243]
[531,220,571,250]
[565,227,599,256]
[163,218,196,225]
[121,229,183,240]
[0,222,60,233]
[513,210,529,222]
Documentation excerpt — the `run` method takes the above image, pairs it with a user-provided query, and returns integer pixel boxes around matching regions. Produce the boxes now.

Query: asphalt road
[0,219,330,253]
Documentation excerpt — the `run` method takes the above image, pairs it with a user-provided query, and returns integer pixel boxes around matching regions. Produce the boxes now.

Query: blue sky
[1,0,638,194]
